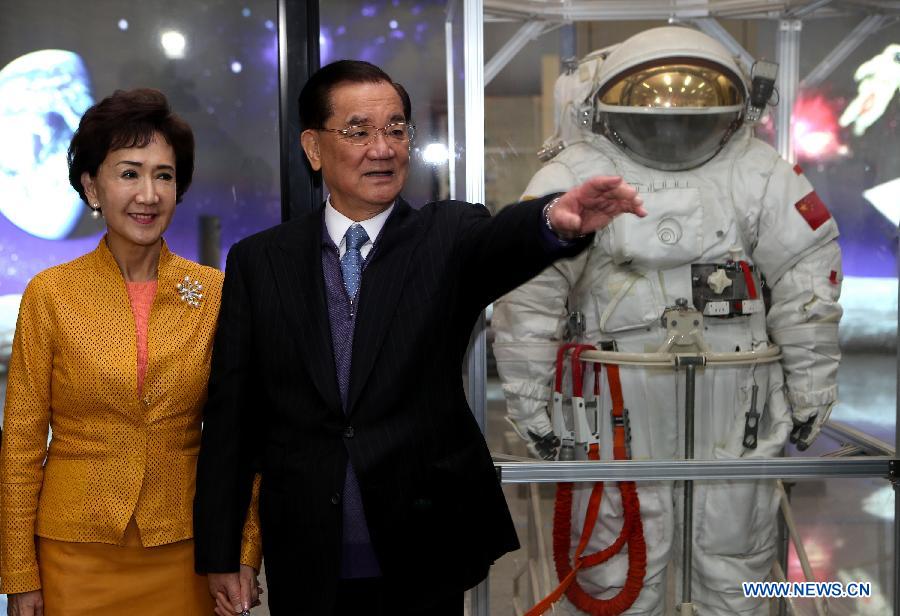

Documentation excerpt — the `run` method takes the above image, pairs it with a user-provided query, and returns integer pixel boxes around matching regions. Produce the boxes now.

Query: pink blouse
[125,281,157,394]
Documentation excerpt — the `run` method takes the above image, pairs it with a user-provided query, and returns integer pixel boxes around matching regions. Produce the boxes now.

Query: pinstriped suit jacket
[194,195,589,614]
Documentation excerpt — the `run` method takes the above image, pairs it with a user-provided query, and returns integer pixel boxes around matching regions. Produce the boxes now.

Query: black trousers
[333,577,464,616]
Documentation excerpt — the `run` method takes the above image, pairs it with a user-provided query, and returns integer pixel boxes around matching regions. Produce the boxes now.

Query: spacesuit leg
[672,361,791,616]
[676,480,779,616]
[556,594,666,616]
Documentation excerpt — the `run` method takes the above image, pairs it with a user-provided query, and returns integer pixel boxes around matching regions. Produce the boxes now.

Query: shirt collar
[324,196,394,248]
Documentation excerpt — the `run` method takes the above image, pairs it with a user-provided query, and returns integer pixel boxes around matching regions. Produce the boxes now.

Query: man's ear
[81,171,98,204]
[300,130,322,171]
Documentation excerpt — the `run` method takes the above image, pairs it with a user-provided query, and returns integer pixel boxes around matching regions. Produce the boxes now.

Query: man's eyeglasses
[318,122,415,146]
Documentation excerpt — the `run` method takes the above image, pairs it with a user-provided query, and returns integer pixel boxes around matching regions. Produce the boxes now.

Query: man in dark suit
[193,60,645,616]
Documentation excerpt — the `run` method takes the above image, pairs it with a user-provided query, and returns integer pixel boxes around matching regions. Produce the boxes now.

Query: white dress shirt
[324,196,394,260]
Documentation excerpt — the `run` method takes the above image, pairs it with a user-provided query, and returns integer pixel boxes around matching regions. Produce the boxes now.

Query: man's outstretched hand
[547,176,646,239]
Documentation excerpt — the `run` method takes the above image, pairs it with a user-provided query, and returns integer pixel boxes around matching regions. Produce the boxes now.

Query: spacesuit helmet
[594,26,748,171]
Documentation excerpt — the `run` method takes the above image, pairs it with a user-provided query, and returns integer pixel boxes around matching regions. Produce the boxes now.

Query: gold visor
[599,63,744,109]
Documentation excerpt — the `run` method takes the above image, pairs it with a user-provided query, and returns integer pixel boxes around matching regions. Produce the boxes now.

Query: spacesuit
[492,26,842,615]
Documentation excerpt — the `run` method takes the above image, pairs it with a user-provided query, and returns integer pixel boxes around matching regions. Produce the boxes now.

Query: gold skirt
[38,520,215,616]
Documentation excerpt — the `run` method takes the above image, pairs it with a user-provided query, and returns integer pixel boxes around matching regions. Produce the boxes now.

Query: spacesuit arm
[492,161,589,456]
[493,255,590,456]
[753,159,842,449]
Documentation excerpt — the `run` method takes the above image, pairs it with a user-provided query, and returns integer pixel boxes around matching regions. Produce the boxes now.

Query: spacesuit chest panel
[583,165,740,336]
[600,177,730,271]
[603,185,700,269]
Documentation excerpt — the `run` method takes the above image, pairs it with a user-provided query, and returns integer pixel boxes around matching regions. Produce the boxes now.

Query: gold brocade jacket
[0,239,261,594]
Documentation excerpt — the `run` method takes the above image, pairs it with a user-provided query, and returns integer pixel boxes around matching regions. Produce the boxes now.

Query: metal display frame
[278,0,322,221]
[454,2,900,614]
[493,455,896,483]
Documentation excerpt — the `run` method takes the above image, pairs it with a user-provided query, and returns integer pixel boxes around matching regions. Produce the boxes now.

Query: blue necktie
[340,223,369,300]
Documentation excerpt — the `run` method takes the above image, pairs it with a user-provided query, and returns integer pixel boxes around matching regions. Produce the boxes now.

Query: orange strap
[555,343,582,393]
[607,364,628,462]
[527,358,647,616]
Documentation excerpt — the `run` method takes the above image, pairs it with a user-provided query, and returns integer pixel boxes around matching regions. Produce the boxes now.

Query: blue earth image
[0,49,94,239]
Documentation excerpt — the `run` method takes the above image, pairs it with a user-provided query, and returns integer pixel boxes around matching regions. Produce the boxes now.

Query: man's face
[302,80,409,217]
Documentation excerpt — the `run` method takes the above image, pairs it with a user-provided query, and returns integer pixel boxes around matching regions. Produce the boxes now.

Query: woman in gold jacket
[0,89,260,616]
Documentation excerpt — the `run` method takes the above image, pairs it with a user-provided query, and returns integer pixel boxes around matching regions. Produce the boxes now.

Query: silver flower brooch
[177,276,204,308]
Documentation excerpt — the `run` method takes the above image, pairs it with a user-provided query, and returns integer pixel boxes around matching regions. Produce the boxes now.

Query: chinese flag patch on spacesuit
[794,191,831,230]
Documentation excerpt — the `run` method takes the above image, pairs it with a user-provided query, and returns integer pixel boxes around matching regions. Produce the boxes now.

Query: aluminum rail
[463,2,488,613]
[800,15,888,88]
[894,221,899,616]
[822,419,896,457]
[776,18,801,164]
[484,19,553,86]
[578,345,781,367]
[787,0,833,16]
[481,0,861,20]
[444,0,457,201]
[463,0,487,434]
[492,455,896,483]
[463,0,485,212]
[692,17,756,73]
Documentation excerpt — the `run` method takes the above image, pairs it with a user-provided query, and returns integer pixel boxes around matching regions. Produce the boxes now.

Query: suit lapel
[267,209,342,414]
[347,198,421,415]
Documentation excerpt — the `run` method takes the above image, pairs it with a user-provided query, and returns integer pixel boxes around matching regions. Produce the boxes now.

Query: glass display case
[473,2,899,615]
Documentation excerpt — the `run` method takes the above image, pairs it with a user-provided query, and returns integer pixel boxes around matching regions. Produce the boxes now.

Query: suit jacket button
[343,426,354,438]
[331,492,341,505]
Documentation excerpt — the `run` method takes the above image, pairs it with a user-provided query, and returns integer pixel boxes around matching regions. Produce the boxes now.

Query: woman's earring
[90,203,101,220]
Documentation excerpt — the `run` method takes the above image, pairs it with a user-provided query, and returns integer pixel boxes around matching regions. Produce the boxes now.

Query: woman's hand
[210,565,262,615]
[239,564,262,612]
[8,590,44,616]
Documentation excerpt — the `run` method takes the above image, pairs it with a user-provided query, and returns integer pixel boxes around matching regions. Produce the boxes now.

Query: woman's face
[81,133,178,251]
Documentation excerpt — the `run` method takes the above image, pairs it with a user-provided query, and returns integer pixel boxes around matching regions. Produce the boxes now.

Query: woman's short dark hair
[298,60,411,130]
[68,88,195,204]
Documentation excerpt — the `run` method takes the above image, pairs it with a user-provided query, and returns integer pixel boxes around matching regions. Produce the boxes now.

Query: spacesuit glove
[790,403,835,451]
[505,415,559,460]
[527,430,561,461]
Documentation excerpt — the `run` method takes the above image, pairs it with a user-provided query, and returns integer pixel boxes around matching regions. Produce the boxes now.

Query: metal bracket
[578,103,593,128]
[612,408,634,459]
[675,355,707,368]
[598,339,618,352]
[661,299,712,354]
[566,310,586,339]
[537,140,566,162]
